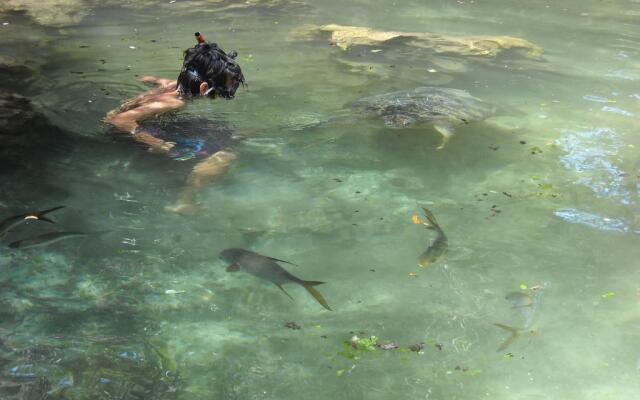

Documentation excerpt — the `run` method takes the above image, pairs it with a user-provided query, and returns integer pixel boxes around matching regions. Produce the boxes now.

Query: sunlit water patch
[554,208,639,234]
[556,127,632,204]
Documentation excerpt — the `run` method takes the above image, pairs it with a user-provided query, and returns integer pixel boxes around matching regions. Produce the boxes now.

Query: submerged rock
[293,24,544,58]
[0,90,68,168]
[0,0,307,27]
[0,1,84,26]
[0,61,38,95]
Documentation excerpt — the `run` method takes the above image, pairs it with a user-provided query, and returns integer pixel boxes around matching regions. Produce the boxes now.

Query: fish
[218,248,332,311]
[0,206,65,238]
[8,231,108,249]
[494,283,549,351]
[505,291,534,308]
[417,207,448,267]
[493,323,521,352]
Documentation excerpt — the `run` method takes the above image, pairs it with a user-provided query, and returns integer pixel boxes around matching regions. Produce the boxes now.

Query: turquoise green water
[1,0,640,398]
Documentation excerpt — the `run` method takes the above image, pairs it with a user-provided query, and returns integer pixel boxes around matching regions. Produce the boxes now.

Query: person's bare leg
[166,150,237,214]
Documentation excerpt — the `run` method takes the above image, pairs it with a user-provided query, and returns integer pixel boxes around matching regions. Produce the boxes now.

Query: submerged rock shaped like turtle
[351,86,498,149]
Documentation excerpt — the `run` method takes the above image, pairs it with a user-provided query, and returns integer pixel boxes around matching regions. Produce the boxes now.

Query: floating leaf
[519,283,528,290]
[351,335,378,351]
[336,369,345,376]
[601,291,616,299]
[338,336,379,359]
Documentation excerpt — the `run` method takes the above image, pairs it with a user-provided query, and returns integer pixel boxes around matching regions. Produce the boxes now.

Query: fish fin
[267,257,297,266]
[275,284,295,302]
[434,124,455,150]
[33,206,65,222]
[226,264,240,272]
[422,223,438,231]
[301,280,324,286]
[494,323,521,352]
[302,281,332,311]
[421,207,441,229]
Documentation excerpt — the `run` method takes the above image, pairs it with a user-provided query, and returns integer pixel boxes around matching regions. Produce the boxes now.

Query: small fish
[219,248,332,311]
[505,291,534,308]
[494,283,548,351]
[0,206,65,238]
[8,231,107,249]
[417,207,448,267]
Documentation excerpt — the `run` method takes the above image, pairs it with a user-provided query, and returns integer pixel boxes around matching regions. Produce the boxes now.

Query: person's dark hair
[177,41,245,99]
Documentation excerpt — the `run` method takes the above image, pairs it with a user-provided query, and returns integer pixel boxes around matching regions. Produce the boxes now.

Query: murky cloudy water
[1,0,639,399]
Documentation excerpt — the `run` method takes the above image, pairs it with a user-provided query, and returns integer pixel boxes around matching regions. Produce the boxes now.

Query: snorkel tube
[195,31,206,44]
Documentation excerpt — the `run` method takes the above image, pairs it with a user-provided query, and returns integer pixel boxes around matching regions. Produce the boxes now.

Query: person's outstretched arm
[105,84,184,153]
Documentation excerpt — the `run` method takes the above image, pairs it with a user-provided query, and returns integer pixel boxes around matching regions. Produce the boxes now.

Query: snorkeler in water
[105,32,245,213]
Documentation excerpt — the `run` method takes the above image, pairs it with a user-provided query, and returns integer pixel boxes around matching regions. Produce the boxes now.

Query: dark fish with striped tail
[0,206,65,238]
[8,230,108,249]
[219,248,332,311]
[417,207,448,267]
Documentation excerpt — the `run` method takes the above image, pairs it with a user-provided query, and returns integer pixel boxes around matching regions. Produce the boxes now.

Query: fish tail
[34,206,65,223]
[302,281,332,311]
[421,207,441,230]
[494,323,521,352]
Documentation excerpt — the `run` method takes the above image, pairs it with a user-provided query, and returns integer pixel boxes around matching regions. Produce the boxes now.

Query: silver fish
[495,283,549,351]
[505,291,534,308]
[8,231,105,249]
[0,206,65,238]
[418,207,448,267]
[219,248,332,311]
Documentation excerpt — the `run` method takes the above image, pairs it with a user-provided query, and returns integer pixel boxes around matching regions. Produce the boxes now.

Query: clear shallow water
[1,0,639,398]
